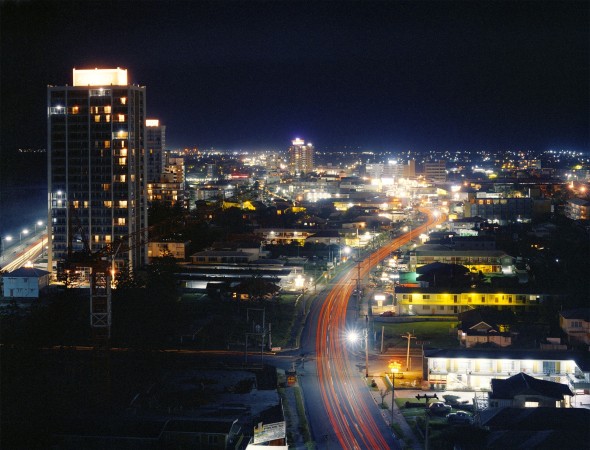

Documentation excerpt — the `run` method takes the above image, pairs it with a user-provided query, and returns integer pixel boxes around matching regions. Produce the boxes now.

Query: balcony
[566,373,590,391]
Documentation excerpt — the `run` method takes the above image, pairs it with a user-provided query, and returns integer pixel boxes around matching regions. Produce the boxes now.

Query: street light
[20,228,29,242]
[340,245,351,263]
[389,361,401,426]
[347,329,369,378]
[1,235,13,260]
[35,220,44,233]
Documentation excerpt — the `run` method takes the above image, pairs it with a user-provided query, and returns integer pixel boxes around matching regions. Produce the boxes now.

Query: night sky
[1,0,588,152]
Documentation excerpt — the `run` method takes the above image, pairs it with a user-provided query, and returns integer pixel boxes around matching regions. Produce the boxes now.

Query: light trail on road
[314,208,444,449]
[1,235,45,272]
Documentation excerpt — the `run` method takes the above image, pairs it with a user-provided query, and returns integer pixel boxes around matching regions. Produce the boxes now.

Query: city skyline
[1,0,588,153]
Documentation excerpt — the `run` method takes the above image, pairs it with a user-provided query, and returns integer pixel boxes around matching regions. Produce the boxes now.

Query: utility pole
[246,308,266,365]
[416,340,431,379]
[356,260,362,317]
[364,328,369,378]
[401,331,417,371]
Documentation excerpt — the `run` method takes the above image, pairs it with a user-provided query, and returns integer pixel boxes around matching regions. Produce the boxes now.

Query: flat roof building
[47,68,148,272]
[288,138,314,175]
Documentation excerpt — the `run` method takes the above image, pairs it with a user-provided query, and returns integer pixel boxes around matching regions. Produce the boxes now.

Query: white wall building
[3,267,51,298]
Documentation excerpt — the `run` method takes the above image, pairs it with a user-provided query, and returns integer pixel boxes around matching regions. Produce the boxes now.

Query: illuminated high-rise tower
[146,119,166,183]
[47,68,147,272]
[288,138,314,175]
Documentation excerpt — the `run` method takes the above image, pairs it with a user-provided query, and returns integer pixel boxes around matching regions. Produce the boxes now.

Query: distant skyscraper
[288,138,314,175]
[424,160,446,183]
[47,68,147,272]
[404,160,416,179]
[146,119,166,183]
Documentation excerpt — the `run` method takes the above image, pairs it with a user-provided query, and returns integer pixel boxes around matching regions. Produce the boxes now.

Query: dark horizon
[1,0,589,152]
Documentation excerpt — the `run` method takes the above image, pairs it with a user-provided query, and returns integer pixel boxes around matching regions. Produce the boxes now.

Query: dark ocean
[0,151,47,239]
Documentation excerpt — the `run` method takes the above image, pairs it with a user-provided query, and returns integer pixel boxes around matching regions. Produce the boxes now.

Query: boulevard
[298,208,443,449]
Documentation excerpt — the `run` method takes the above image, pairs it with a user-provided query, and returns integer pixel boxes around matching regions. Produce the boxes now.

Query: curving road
[0,233,47,272]
[302,208,444,449]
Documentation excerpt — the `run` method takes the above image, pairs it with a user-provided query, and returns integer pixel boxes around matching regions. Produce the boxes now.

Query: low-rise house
[458,309,513,348]
[477,408,590,449]
[2,267,50,299]
[488,372,573,408]
[559,308,590,346]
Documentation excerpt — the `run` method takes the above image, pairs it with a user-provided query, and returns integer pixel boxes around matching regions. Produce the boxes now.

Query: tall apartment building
[288,138,314,175]
[146,119,166,183]
[424,160,447,183]
[147,156,186,207]
[47,68,147,272]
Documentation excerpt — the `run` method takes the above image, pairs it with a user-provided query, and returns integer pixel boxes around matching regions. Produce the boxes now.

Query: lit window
[119,175,126,182]
[104,201,112,208]
[119,200,127,208]
[90,89,111,97]
[102,183,110,191]
[71,106,79,114]
[104,141,111,148]
[105,115,111,122]
[105,235,112,243]
[95,115,101,122]
[49,106,66,114]
[117,114,125,122]
[117,218,126,225]
[119,157,126,165]
[525,401,539,408]
[84,201,89,208]
[120,97,127,105]
[104,106,111,113]
[94,235,100,243]
[120,148,127,157]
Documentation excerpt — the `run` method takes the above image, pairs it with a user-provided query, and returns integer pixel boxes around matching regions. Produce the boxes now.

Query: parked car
[379,311,396,317]
[446,411,473,425]
[427,401,452,416]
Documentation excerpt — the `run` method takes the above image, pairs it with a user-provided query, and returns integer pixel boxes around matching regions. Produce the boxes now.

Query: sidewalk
[277,369,309,450]
[359,283,424,450]
[363,363,423,450]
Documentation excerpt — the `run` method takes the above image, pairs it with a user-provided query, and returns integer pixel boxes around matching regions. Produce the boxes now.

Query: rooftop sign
[73,68,128,86]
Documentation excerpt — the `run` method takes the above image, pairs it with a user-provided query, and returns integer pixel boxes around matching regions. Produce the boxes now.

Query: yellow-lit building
[395,286,549,316]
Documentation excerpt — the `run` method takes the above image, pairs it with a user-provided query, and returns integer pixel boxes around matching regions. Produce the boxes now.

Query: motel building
[395,286,552,316]
[424,348,590,394]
